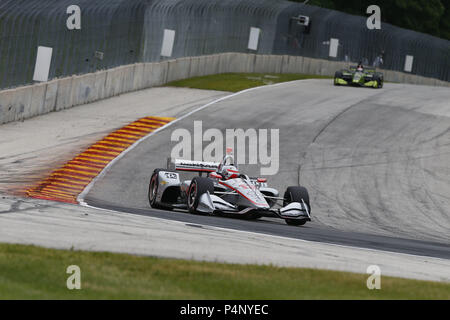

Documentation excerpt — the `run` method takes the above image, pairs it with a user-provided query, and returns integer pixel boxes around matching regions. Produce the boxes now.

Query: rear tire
[334,71,342,86]
[148,169,173,210]
[149,169,163,209]
[283,186,311,226]
[187,177,214,214]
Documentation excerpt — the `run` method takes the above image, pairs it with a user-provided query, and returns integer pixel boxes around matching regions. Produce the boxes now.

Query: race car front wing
[196,191,311,221]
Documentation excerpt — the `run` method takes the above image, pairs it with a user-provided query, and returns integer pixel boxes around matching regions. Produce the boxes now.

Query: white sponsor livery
[219,178,269,208]
[149,153,311,226]
[168,158,219,172]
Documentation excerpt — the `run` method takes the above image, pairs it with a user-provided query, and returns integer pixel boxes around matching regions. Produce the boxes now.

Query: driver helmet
[221,165,240,180]
[357,62,364,72]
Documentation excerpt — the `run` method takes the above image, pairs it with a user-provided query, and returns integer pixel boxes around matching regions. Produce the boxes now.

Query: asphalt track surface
[85,80,450,259]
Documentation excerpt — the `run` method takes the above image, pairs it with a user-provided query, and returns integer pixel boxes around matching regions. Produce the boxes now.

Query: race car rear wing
[167,158,220,173]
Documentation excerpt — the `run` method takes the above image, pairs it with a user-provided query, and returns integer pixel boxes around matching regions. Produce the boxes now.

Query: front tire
[283,186,311,226]
[374,74,384,88]
[187,177,214,214]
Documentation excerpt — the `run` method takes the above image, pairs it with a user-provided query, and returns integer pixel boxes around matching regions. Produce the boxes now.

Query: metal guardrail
[0,0,449,89]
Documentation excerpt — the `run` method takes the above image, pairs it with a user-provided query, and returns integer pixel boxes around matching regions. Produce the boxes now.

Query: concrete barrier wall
[1,53,449,125]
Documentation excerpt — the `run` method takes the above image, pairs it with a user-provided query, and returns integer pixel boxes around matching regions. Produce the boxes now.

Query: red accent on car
[218,181,268,207]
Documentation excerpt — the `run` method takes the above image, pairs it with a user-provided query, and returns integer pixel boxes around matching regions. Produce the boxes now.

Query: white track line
[77,81,447,262]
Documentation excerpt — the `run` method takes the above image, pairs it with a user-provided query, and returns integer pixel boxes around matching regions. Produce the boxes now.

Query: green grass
[166,73,332,92]
[0,243,449,299]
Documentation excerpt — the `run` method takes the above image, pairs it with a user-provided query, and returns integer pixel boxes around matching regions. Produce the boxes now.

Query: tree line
[293,0,450,40]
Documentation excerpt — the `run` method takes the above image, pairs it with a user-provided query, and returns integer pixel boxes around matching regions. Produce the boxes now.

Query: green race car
[334,66,384,89]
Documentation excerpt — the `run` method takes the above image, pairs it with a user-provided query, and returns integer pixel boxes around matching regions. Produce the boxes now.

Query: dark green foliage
[297,0,450,40]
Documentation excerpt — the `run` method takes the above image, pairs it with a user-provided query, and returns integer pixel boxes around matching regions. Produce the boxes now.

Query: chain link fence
[0,0,449,90]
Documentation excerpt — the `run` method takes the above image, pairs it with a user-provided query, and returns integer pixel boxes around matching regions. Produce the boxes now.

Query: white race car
[148,155,311,226]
